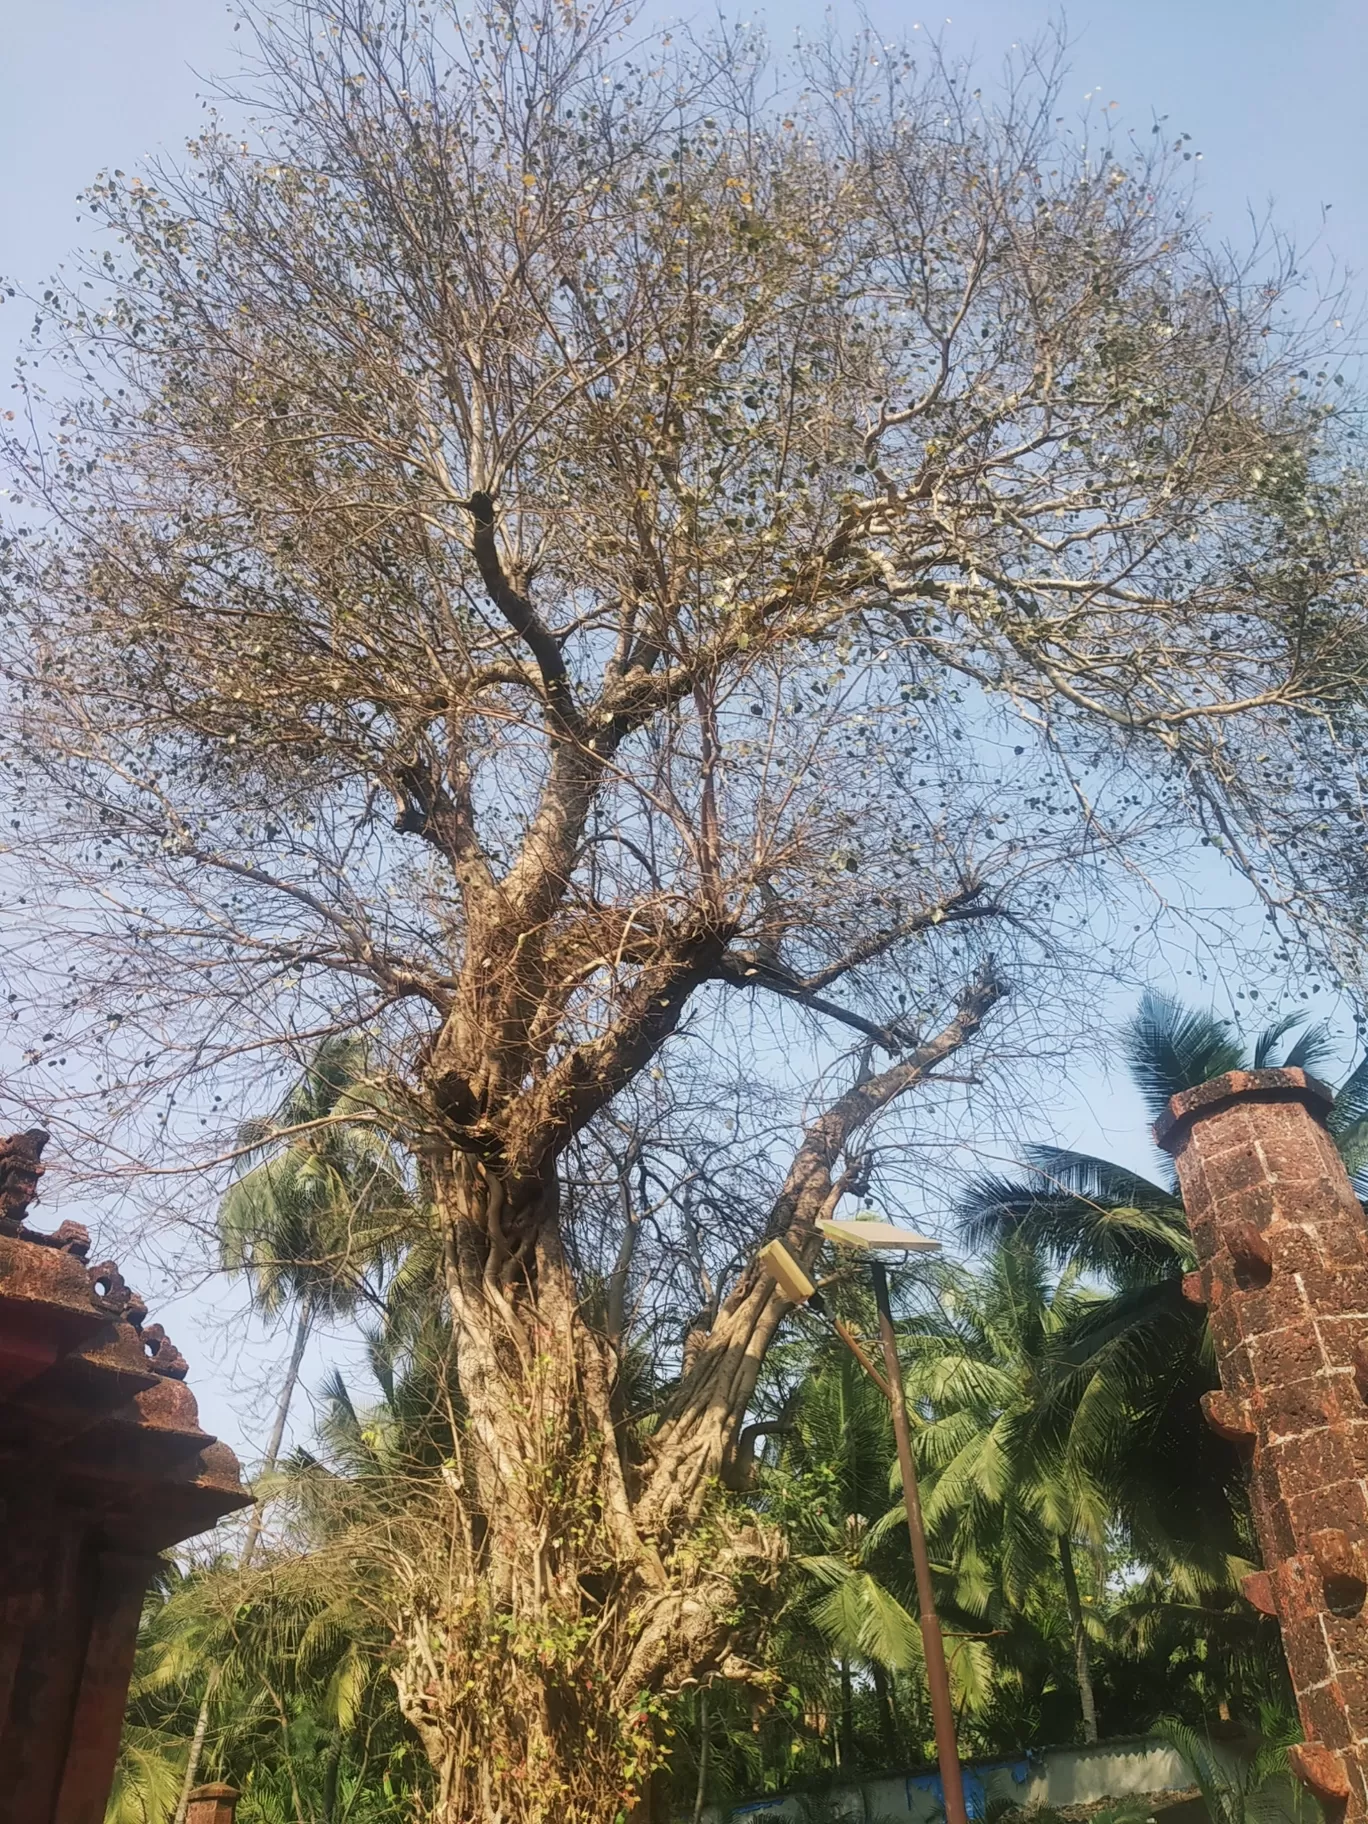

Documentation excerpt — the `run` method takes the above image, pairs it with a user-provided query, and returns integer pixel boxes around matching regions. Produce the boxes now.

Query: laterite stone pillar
[186,1785,240,1824]
[1157,1068,1368,1822]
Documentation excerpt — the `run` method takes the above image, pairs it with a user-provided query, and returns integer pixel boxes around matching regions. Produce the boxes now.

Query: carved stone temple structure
[1158,1068,1368,1824]
[0,1129,250,1824]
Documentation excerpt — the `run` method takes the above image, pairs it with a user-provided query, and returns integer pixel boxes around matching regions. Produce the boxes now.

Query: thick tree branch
[392,753,496,898]
[710,886,999,1048]
[796,887,995,993]
[467,492,582,739]
[462,494,610,928]
[505,928,731,1175]
[761,965,1007,1243]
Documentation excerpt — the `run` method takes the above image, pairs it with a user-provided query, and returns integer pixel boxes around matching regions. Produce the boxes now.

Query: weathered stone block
[1286,1490,1368,1567]
[1319,1319,1368,1374]
[1247,1323,1325,1388]
[1289,1741,1352,1807]
[1272,1431,1358,1501]
[1268,1222,1327,1275]
[1241,1569,1278,1615]
[1232,1285,1290,1341]
[1299,1267,1368,1313]
[1249,1483,1298,1559]
[186,1785,240,1824]
[1263,1377,1346,1444]
[1300,1679,1351,1749]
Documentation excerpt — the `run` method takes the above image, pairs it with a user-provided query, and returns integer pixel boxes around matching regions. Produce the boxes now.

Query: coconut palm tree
[168,1038,417,1823]
[900,1238,1109,1741]
[218,1035,415,1555]
[778,1347,924,1764]
[759,1333,998,1778]
[949,993,1368,1731]
[117,1529,422,1824]
[114,1299,449,1824]
[957,1134,1242,1581]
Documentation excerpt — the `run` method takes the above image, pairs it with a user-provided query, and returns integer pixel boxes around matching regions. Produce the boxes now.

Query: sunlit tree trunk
[692,1691,711,1824]
[1058,1535,1099,1744]
[388,1161,785,1821]
[241,1300,313,1565]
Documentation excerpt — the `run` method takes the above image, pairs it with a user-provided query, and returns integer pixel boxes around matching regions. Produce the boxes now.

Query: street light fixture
[761,1222,969,1824]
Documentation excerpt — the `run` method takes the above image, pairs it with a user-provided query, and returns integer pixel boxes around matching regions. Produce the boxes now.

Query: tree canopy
[3,1,1366,1817]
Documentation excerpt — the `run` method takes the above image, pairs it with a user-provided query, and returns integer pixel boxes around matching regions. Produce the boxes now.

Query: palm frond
[1250,1013,1306,1069]
[957,1152,1186,1286]
[218,1039,420,1326]
[1123,992,1246,1121]
[104,1727,186,1824]
[1279,1019,1336,1075]
[806,1566,923,1671]
[1329,1051,1368,1141]
[1022,1146,1179,1208]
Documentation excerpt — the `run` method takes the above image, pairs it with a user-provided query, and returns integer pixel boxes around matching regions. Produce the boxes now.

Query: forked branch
[467,491,583,739]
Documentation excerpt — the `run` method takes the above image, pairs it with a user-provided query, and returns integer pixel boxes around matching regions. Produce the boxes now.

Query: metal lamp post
[759,1220,970,1824]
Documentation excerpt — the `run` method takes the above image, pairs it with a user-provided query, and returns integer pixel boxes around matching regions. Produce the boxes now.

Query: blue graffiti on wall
[906,1758,1033,1820]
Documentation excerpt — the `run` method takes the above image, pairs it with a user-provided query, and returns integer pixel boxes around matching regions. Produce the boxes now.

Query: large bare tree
[2,2,1365,1816]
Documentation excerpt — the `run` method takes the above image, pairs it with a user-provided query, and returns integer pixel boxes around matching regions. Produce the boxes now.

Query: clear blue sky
[3,0,1364,320]
[3,0,1365,322]
[1,0,1364,1462]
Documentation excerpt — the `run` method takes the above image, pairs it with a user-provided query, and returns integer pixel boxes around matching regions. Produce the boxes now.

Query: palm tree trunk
[240,1297,314,1563]
[870,1661,898,1764]
[170,1670,216,1824]
[322,1728,344,1824]
[691,1689,710,1824]
[1058,1533,1099,1744]
[171,1299,314,1824]
[839,1656,854,1767]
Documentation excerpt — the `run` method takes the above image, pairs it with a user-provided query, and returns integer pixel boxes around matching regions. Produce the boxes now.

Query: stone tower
[1158,1068,1368,1823]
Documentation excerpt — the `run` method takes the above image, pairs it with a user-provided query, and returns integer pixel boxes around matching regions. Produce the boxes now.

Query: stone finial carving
[0,1127,48,1232]
[88,1258,149,1328]
[85,1260,189,1376]
[139,1322,190,1380]
[1158,1068,1368,1823]
[47,1218,91,1256]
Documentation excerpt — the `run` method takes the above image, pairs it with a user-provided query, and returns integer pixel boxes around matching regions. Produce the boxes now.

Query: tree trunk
[388,988,997,1819]
[241,1298,314,1565]
[839,1657,854,1768]
[1057,1534,1099,1744]
[389,1159,783,1824]
[871,1661,898,1766]
[322,1729,344,1824]
[170,1672,216,1824]
[172,1301,313,1824]
[692,1690,710,1824]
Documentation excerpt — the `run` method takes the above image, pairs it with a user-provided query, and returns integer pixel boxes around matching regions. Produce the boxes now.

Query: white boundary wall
[708,1735,1202,1824]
